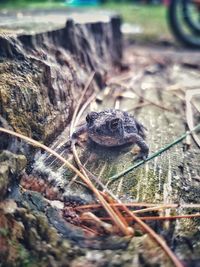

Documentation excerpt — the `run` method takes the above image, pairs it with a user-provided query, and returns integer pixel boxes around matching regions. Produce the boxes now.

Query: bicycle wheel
[182,0,200,33]
[168,0,200,47]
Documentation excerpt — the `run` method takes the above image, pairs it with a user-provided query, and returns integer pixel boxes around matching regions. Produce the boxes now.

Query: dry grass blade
[69,71,132,235]
[68,69,126,199]
[79,202,184,265]
[121,205,184,267]
[131,87,173,112]
[75,202,200,211]
[74,92,97,128]
[0,127,130,236]
[81,212,114,234]
[71,143,132,236]
[81,225,100,236]
[185,89,200,148]
[70,71,95,137]
[139,214,200,221]
[126,102,150,112]
[108,79,172,112]
[67,158,89,188]
[106,71,134,84]
[86,213,200,222]
[101,193,130,229]
[132,205,174,214]
[69,71,106,189]
[82,165,120,201]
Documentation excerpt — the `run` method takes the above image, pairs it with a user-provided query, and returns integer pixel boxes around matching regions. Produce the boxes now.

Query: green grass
[0,1,171,42]
[102,3,171,42]
[0,0,66,9]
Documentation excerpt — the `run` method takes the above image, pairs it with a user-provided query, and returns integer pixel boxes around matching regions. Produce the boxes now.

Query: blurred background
[0,0,171,45]
[1,0,200,47]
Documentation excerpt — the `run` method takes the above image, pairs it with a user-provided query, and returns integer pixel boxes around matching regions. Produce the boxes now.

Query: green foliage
[0,1,169,42]
[101,2,170,40]
[0,0,64,9]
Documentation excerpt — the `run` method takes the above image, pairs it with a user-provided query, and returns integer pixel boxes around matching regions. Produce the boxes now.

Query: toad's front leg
[123,133,149,160]
[65,125,88,148]
[71,124,88,146]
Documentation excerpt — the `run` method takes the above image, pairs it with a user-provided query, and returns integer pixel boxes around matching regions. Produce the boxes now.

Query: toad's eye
[86,112,98,124]
[109,118,121,130]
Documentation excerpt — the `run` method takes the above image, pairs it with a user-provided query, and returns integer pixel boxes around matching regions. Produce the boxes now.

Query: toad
[72,109,149,160]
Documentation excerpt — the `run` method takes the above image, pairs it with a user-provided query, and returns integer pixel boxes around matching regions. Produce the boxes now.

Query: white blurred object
[121,23,142,35]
